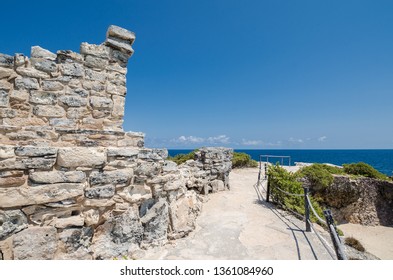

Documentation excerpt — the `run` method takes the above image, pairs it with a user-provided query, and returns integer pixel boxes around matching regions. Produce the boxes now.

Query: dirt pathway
[142,168,333,260]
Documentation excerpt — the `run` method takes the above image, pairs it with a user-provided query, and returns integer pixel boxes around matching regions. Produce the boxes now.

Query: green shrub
[268,164,324,224]
[345,237,365,252]
[297,164,335,191]
[167,150,197,165]
[343,162,388,180]
[232,152,258,168]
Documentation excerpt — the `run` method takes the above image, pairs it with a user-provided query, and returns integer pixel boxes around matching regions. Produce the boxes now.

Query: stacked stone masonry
[0,26,233,260]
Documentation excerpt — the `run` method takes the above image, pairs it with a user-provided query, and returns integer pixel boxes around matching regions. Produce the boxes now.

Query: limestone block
[80,42,110,58]
[91,206,143,259]
[14,77,39,90]
[82,80,105,92]
[14,54,28,67]
[9,90,29,101]
[66,107,90,119]
[106,25,135,44]
[57,227,93,260]
[33,105,66,117]
[0,89,9,108]
[29,171,85,184]
[83,209,100,226]
[107,147,139,157]
[13,227,57,260]
[3,117,46,127]
[15,67,50,79]
[0,210,28,240]
[83,198,116,207]
[92,109,110,118]
[0,108,16,118]
[89,96,113,109]
[59,95,87,107]
[57,147,106,168]
[106,82,126,96]
[6,131,39,141]
[0,146,14,159]
[49,118,76,128]
[0,170,24,178]
[34,60,58,74]
[31,46,57,60]
[118,184,152,204]
[85,69,106,82]
[15,146,57,157]
[85,185,115,199]
[89,169,132,186]
[41,80,64,91]
[163,160,178,173]
[84,55,107,69]
[0,68,15,79]
[0,183,85,208]
[30,91,58,105]
[0,177,26,188]
[140,198,168,246]
[54,215,85,229]
[111,95,125,117]
[0,53,14,68]
[60,63,84,77]
[210,179,225,192]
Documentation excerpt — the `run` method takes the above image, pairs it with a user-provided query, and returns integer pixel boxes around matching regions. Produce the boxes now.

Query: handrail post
[304,187,311,232]
[266,174,271,202]
[323,209,347,260]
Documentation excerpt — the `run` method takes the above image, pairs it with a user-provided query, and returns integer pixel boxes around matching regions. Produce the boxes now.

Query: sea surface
[168,149,393,176]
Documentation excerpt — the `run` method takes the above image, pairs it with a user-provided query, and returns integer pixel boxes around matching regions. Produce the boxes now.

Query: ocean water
[168,149,393,176]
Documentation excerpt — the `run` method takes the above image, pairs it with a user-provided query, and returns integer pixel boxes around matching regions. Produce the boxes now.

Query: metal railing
[257,158,347,260]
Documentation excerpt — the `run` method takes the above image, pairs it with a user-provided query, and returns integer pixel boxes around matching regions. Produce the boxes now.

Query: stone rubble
[0,25,233,259]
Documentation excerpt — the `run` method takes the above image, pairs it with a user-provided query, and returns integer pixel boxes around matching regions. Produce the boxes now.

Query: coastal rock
[0,210,28,240]
[57,227,93,260]
[29,171,85,184]
[140,198,169,247]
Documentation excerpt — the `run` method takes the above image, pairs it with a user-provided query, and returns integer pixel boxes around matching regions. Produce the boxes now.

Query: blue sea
[168,149,393,176]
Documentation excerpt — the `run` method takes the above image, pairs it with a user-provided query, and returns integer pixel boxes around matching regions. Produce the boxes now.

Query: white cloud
[207,135,230,144]
[174,135,205,143]
[289,137,303,143]
[318,136,327,142]
[241,139,264,146]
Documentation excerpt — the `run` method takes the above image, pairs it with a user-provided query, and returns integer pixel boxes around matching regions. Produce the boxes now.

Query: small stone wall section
[0,24,233,260]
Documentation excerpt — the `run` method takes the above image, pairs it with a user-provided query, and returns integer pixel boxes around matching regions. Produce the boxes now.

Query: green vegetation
[345,237,365,252]
[232,152,258,168]
[167,150,197,165]
[343,162,388,180]
[268,164,324,224]
[297,164,335,191]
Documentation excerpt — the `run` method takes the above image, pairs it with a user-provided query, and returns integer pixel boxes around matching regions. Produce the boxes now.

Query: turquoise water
[168,149,393,176]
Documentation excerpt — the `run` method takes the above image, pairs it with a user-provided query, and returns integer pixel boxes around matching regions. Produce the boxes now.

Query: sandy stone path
[142,168,333,260]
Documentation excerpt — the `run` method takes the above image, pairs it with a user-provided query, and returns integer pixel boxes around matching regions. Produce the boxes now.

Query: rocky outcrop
[316,176,393,226]
[0,26,233,259]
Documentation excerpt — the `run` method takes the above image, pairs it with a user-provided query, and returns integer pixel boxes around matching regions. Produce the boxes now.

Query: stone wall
[0,26,233,259]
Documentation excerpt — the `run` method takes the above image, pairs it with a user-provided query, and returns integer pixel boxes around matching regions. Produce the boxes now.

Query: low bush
[297,164,335,191]
[345,237,365,252]
[167,150,197,165]
[343,162,388,180]
[232,152,258,168]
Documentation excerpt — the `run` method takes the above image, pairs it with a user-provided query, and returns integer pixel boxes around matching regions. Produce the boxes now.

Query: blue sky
[1,0,392,149]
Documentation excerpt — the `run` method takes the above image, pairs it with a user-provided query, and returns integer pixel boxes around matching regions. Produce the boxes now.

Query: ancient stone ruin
[0,26,233,260]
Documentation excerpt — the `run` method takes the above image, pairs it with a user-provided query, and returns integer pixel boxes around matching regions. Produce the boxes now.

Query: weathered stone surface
[211,179,225,192]
[0,177,26,188]
[85,185,115,199]
[106,82,126,96]
[66,107,89,119]
[54,215,85,229]
[14,146,57,157]
[19,157,57,170]
[107,147,139,157]
[80,43,110,58]
[33,105,66,117]
[34,60,58,73]
[84,55,107,69]
[90,96,113,109]
[89,169,132,186]
[0,146,14,159]
[57,227,93,260]
[106,25,136,44]
[0,170,24,178]
[83,209,100,226]
[140,199,169,246]
[59,95,87,107]
[85,69,106,82]
[3,117,46,127]
[41,80,64,91]
[0,210,28,240]
[57,147,106,167]
[118,184,152,204]
[14,77,39,90]
[0,90,8,107]
[49,118,76,127]
[9,90,29,101]
[13,227,57,260]
[31,46,57,60]
[112,95,125,117]
[60,63,84,77]
[0,53,14,68]
[16,67,50,79]
[29,91,58,105]
[134,162,161,178]
[29,171,85,184]
[0,108,16,118]
[0,183,84,208]
[92,206,143,259]
[0,67,15,79]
